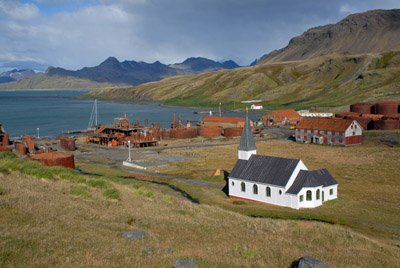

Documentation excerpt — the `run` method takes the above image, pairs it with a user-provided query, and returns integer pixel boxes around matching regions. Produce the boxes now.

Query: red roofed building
[201,116,254,129]
[261,109,301,125]
[296,118,362,146]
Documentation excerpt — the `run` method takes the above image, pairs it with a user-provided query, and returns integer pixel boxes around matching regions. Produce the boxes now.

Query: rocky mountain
[0,69,38,84]
[45,56,240,86]
[258,9,400,64]
[170,57,239,74]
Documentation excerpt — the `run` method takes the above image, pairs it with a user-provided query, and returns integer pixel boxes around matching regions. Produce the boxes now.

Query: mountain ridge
[45,56,240,86]
[258,9,400,64]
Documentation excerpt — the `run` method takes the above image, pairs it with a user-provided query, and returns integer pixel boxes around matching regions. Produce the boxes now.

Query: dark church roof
[238,115,256,151]
[229,154,300,187]
[286,169,338,194]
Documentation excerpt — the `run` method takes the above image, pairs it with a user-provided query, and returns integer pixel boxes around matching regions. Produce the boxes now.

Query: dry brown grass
[1,169,399,267]
[157,137,400,244]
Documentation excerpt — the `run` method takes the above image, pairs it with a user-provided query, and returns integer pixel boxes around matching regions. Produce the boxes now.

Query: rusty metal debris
[87,115,161,147]
[60,136,76,151]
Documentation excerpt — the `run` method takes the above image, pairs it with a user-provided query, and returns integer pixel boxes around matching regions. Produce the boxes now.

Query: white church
[228,116,338,209]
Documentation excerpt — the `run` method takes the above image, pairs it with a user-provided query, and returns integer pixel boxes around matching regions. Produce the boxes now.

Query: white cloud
[0,0,399,71]
[339,4,358,14]
[0,0,40,20]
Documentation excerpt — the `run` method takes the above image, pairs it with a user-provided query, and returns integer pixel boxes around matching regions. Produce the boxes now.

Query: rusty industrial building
[87,116,161,148]
[261,109,301,126]
[200,116,254,129]
[0,124,10,151]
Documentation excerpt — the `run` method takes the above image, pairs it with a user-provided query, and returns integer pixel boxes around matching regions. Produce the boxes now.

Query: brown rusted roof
[202,116,246,124]
[296,117,355,131]
[93,125,107,134]
[262,109,301,120]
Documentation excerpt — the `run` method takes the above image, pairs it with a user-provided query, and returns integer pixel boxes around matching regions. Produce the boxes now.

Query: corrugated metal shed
[271,109,301,118]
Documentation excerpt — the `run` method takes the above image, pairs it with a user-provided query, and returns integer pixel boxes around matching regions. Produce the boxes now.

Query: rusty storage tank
[197,126,223,136]
[171,128,197,139]
[375,101,399,115]
[15,142,28,155]
[224,127,243,138]
[383,114,400,120]
[350,103,373,114]
[372,119,400,130]
[31,152,75,169]
[0,146,11,152]
[335,112,360,118]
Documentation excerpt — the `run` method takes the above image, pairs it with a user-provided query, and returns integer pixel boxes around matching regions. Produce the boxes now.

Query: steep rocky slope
[258,9,400,64]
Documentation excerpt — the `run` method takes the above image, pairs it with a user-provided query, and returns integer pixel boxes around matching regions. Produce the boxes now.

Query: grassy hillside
[0,74,112,90]
[1,148,399,267]
[86,51,400,110]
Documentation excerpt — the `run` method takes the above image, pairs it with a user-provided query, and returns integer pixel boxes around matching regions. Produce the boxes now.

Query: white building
[228,116,338,209]
[250,104,263,110]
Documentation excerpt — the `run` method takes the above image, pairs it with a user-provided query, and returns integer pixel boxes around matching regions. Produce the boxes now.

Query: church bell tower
[238,111,257,160]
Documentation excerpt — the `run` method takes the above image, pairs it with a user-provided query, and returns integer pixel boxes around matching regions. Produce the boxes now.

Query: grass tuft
[102,189,120,200]
[70,185,90,199]
[86,180,109,189]
[240,247,257,259]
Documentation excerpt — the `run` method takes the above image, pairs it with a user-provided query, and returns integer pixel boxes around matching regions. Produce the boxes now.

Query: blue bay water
[0,91,261,138]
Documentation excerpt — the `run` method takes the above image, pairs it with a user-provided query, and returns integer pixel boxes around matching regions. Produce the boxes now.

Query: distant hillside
[0,73,112,90]
[0,69,38,84]
[0,57,240,89]
[87,50,400,110]
[259,9,400,64]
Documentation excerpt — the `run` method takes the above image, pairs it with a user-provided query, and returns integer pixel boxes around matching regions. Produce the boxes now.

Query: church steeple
[238,110,257,160]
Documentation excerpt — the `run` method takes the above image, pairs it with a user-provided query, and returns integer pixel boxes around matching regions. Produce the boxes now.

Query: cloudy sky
[0,0,399,72]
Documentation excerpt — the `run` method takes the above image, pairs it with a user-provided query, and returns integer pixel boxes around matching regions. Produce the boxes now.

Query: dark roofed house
[296,117,362,146]
[228,115,338,209]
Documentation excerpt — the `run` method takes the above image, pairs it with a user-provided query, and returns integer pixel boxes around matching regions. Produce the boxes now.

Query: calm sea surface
[0,91,261,138]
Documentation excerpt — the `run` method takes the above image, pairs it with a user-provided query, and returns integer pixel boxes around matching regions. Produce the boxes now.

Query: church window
[299,195,304,202]
[231,181,234,186]
[266,187,271,197]
[279,190,282,195]
[241,182,245,192]
[253,184,258,195]
[330,189,333,195]
[316,189,320,200]
[306,190,312,201]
